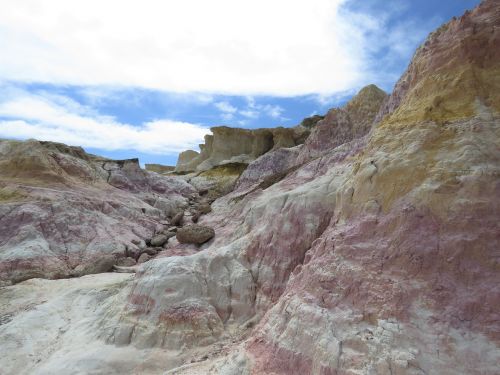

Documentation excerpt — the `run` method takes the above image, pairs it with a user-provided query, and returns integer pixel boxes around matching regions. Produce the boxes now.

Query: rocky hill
[0,1,499,374]
[0,140,201,284]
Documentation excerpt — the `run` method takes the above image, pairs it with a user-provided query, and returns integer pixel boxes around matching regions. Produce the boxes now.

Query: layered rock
[375,0,500,125]
[175,125,309,173]
[297,83,387,163]
[240,2,500,374]
[0,139,195,285]
[234,84,386,192]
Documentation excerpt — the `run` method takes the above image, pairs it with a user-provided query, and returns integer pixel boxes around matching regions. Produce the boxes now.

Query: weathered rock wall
[175,125,309,173]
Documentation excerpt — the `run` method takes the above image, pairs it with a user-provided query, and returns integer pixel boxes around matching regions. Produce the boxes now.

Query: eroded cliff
[175,125,309,173]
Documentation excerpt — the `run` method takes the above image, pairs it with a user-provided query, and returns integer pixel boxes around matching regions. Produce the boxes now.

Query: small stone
[126,245,142,259]
[171,211,184,226]
[176,225,215,245]
[142,248,159,256]
[130,239,147,250]
[192,211,201,223]
[154,224,165,234]
[115,257,137,267]
[137,253,152,264]
[198,203,212,214]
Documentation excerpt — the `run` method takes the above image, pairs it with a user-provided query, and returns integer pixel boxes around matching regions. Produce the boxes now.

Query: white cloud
[0,89,209,154]
[0,0,379,96]
[215,99,286,122]
[214,101,237,114]
[239,100,286,121]
[263,104,284,119]
[240,110,259,119]
[215,101,238,121]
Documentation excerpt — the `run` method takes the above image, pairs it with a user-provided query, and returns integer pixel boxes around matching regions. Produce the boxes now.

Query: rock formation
[175,125,309,173]
[0,140,195,285]
[1,1,499,374]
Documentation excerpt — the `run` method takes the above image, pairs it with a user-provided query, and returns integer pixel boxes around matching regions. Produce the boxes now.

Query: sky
[0,0,481,166]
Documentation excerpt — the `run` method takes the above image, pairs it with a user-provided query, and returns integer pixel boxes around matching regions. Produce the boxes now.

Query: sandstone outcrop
[175,125,309,173]
[1,1,499,374]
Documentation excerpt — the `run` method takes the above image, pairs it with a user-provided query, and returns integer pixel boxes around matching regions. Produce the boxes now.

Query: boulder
[150,234,169,247]
[176,225,215,245]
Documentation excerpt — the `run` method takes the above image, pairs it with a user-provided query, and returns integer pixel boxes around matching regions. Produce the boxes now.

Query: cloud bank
[0,0,371,96]
[0,88,209,154]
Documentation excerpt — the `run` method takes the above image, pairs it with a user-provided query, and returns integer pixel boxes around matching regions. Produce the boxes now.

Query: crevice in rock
[369,160,378,183]
[101,162,113,183]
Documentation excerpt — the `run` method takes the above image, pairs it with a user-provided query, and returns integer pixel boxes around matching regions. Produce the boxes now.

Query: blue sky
[0,0,480,166]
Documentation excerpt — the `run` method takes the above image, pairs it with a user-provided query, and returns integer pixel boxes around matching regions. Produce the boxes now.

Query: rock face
[188,162,248,201]
[297,83,387,163]
[375,0,500,126]
[0,140,195,285]
[1,2,499,374]
[175,149,201,173]
[175,125,309,173]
